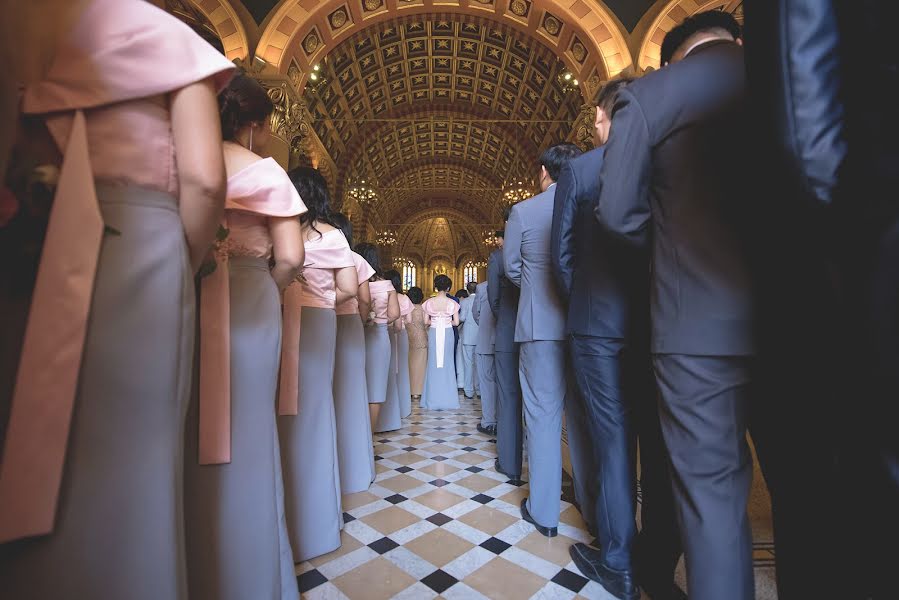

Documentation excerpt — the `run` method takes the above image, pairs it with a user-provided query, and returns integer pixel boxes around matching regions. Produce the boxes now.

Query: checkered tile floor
[296,395,779,599]
[296,396,621,600]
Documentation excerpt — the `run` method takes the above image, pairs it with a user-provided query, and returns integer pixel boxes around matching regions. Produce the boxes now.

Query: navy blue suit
[551,147,680,579]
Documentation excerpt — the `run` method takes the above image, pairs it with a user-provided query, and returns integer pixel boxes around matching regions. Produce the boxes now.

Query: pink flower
[0,186,19,227]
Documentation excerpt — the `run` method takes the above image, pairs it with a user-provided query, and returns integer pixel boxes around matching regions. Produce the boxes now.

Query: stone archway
[186,0,251,59]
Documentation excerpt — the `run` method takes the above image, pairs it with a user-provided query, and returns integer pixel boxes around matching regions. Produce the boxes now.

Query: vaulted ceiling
[173,0,743,266]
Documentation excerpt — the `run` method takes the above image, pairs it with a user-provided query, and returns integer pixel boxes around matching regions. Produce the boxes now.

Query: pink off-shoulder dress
[0,1,234,599]
[184,157,305,600]
[278,228,354,562]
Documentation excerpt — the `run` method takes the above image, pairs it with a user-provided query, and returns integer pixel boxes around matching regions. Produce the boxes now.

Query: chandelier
[473,259,488,269]
[483,229,501,248]
[558,69,579,93]
[346,179,378,206]
[503,181,532,206]
[376,229,397,246]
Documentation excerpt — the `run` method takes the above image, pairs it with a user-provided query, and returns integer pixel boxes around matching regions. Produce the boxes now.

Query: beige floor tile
[424,443,455,455]
[515,531,579,567]
[497,487,528,507]
[375,462,391,474]
[360,505,421,535]
[373,444,394,455]
[378,473,424,493]
[418,462,461,478]
[464,557,548,599]
[331,557,417,600]
[452,452,491,466]
[454,473,502,493]
[404,528,474,567]
[309,530,364,567]
[559,505,588,530]
[414,489,466,512]
[341,491,381,512]
[394,437,426,447]
[389,452,428,466]
[458,505,519,535]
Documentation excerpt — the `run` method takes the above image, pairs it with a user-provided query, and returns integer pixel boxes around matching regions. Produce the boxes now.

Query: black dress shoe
[520,499,557,537]
[494,459,523,483]
[476,423,496,436]
[569,543,640,600]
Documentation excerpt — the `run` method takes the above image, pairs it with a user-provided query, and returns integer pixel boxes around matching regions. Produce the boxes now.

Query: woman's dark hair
[289,167,339,239]
[455,289,469,298]
[407,287,424,304]
[384,269,403,293]
[434,274,452,292]
[218,72,274,141]
[332,213,353,247]
[355,242,382,279]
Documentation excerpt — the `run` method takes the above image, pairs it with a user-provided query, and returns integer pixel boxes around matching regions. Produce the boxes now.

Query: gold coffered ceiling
[304,15,584,227]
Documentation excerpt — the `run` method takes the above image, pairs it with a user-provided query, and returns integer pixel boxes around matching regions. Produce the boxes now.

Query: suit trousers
[520,341,569,528]
[462,344,478,397]
[476,353,497,427]
[568,335,635,570]
[653,354,754,600]
[561,347,597,533]
[494,350,523,479]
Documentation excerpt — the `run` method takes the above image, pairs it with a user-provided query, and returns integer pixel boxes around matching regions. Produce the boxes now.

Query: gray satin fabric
[364,324,390,405]
[374,330,402,433]
[0,185,193,599]
[520,340,569,528]
[396,331,412,418]
[421,327,461,410]
[278,307,341,562]
[184,256,298,600]
[335,314,375,493]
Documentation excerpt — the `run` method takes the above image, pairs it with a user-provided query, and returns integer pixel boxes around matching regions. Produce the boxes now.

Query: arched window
[463,261,478,287]
[398,259,416,290]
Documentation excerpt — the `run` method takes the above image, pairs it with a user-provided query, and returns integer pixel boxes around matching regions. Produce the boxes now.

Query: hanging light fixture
[503,180,532,206]
[376,229,397,246]
[557,69,579,93]
[346,178,378,206]
[473,258,488,269]
[483,229,501,248]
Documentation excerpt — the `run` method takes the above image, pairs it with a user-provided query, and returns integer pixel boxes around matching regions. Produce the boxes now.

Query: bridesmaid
[385,269,414,418]
[356,243,400,430]
[333,214,378,492]
[278,167,357,562]
[406,287,429,399]
[421,275,462,410]
[184,72,305,600]
[0,1,234,598]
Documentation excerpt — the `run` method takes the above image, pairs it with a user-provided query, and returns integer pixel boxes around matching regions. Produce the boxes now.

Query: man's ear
[736,37,744,47]
[593,106,603,131]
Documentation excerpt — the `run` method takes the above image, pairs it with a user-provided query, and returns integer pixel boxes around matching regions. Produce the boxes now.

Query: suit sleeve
[472,291,482,324]
[595,89,652,248]
[551,163,577,300]
[487,255,501,317]
[503,207,523,287]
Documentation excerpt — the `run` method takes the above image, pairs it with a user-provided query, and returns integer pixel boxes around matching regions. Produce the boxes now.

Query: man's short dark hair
[660,10,741,66]
[593,77,633,116]
[539,143,582,183]
[466,281,477,294]
[495,230,504,239]
[407,286,424,304]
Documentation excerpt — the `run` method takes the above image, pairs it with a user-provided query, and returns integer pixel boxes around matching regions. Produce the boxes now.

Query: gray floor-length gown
[335,314,375,492]
[375,331,403,432]
[421,297,461,410]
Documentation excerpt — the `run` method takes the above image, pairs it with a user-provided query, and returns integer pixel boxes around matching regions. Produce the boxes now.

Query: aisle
[297,395,609,599]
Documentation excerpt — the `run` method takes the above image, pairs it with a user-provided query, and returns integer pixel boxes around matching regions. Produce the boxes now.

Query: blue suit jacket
[550,147,647,339]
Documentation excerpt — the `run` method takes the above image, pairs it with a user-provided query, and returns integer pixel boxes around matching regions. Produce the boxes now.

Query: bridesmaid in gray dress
[385,269,414,418]
[333,215,377,492]
[356,243,400,430]
[421,275,462,410]
[0,2,234,598]
[185,74,304,600]
[278,167,358,562]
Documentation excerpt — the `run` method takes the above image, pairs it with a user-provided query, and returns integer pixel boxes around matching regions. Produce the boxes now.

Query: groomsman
[505,143,581,537]
[552,78,682,600]
[472,281,497,436]
[488,228,523,482]
[595,12,756,600]
[458,281,479,398]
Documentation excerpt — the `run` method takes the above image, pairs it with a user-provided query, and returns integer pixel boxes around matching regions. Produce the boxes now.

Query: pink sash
[0,112,103,542]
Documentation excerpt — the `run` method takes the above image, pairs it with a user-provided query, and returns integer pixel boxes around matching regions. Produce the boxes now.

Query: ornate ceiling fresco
[176,0,744,268]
